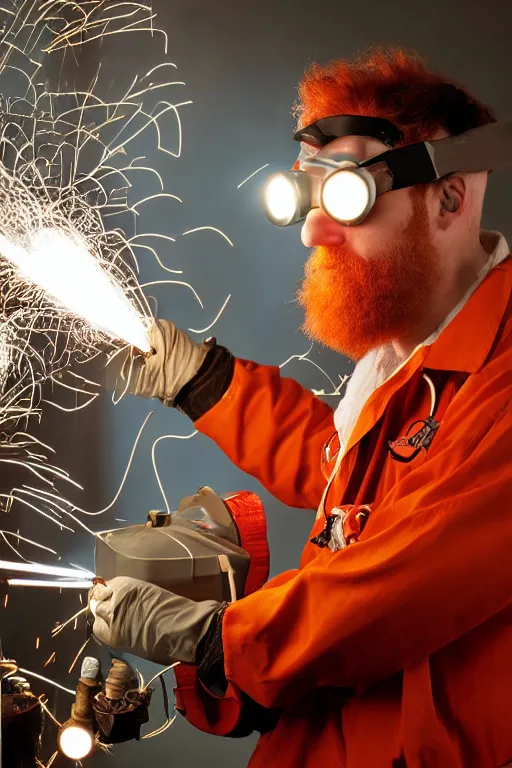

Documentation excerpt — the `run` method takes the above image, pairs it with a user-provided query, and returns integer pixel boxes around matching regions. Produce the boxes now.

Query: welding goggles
[262,114,512,226]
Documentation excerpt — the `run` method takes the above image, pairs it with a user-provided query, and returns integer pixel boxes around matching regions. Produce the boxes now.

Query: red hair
[295,47,496,146]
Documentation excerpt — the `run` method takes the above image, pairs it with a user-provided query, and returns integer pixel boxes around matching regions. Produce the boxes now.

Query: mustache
[305,244,357,274]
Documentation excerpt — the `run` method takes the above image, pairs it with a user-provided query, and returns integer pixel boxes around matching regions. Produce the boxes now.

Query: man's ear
[435,176,466,229]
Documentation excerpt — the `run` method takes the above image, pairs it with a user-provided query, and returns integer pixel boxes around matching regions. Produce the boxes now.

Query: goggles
[263,114,512,226]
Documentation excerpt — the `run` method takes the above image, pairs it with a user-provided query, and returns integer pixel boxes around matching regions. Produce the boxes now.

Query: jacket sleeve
[220,348,512,709]
[195,358,335,510]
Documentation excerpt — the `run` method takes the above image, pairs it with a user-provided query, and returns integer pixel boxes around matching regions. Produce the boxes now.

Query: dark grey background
[2,0,512,765]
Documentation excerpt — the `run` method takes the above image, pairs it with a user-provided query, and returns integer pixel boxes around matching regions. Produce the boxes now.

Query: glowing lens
[264,175,298,225]
[321,170,370,223]
[58,724,94,760]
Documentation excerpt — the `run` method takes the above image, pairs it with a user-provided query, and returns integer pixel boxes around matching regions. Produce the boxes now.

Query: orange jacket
[195,253,512,768]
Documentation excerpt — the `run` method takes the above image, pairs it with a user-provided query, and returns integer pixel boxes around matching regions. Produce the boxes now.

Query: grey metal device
[95,486,250,603]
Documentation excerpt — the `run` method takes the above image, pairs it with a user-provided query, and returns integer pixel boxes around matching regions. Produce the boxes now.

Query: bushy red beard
[297,189,441,361]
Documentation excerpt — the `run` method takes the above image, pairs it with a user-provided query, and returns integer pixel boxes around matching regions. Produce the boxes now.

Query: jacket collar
[373,230,511,378]
[423,232,511,373]
[334,231,511,454]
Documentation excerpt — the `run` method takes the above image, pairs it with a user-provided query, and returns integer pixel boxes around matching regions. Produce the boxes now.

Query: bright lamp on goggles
[263,116,512,227]
[318,157,377,225]
[263,171,312,226]
[264,154,384,226]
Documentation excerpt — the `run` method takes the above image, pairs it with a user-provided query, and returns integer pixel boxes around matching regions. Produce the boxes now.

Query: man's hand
[89,576,221,665]
[109,319,211,405]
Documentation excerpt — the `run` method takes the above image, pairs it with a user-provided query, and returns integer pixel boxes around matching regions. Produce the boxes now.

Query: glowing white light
[58,724,95,760]
[0,228,150,351]
[264,175,298,224]
[0,559,94,579]
[8,579,93,589]
[321,170,370,223]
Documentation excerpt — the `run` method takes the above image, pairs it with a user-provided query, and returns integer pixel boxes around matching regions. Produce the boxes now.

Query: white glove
[89,576,221,665]
[112,319,211,405]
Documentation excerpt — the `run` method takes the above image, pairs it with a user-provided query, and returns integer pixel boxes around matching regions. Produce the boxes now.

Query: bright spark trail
[0,559,93,579]
[0,227,151,351]
[7,578,93,589]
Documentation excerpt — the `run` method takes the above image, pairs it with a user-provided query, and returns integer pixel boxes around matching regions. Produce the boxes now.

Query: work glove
[110,319,211,405]
[89,576,222,665]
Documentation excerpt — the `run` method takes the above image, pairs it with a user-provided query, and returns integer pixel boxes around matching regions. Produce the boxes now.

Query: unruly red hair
[295,47,496,146]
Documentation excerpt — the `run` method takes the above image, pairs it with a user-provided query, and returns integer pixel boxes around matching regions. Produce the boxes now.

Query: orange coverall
[195,252,512,768]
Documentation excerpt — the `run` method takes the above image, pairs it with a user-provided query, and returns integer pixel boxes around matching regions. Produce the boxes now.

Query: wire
[151,430,197,516]
[422,373,437,416]
[143,661,181,692]
[142,711,178,740]
[142,665,180,739]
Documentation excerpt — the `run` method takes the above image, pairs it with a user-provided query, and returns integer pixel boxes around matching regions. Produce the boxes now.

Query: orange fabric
[173,491,269,736]
[174,663,246,736]
[195,256,512,768]
[223,490,269,596]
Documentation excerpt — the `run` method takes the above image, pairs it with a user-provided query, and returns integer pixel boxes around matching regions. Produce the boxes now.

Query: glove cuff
[196,603,228,695]
[174,342,235,420]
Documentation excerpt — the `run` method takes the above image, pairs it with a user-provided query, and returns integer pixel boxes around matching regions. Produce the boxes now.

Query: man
[91,48,512,767]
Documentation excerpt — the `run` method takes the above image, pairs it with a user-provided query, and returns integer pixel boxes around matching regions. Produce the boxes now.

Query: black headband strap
[358,121,512,191]
[293,115,403,149]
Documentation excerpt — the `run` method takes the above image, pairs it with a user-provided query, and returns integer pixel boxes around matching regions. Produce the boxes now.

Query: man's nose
[301,208,347,247]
